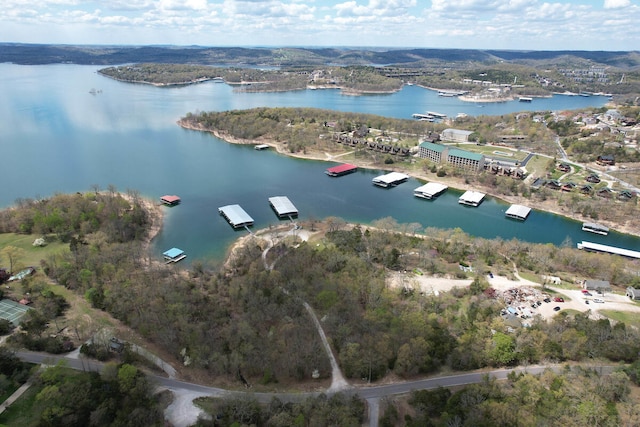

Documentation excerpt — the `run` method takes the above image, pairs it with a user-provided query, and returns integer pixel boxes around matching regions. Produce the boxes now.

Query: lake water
[1,63,637,263]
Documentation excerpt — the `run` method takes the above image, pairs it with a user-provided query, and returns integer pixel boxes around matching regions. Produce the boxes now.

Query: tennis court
[0,299,31,325]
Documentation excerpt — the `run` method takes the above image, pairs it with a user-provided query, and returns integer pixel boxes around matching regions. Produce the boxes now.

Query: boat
[325,163,358,177]
[254,144,270,150]
[518,97,533,102]
[582,222,609,236]
[372,172,409,188]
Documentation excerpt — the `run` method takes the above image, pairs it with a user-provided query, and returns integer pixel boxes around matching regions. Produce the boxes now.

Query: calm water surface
[1,63,637,263]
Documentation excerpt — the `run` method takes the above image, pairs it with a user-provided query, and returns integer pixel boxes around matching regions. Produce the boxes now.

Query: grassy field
[0,233,68,270]
[599,310,640,328]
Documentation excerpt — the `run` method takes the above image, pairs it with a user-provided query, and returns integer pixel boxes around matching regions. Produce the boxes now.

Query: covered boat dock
[372,172,409,188]
[325,163,358,177]
[160,195,181,206]
[414,182,448,200]
[458,190,486,207]
[218,204,255,229]
[577,241,640,259]
[269,196,298,219]
[163,247,186,263]
[505,204,531,220]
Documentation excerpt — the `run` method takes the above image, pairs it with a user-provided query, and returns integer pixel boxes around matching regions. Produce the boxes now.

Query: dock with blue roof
[163,247,186,263]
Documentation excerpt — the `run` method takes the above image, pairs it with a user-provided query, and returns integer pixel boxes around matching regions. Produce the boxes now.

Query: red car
[553,297,564,302]
[581,290,592,296]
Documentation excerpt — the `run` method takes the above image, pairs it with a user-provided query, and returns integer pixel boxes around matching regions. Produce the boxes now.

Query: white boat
[582,222,609,236]
[518,97,533,102]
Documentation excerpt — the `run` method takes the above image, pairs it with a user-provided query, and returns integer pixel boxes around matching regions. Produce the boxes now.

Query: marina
[218,204,255,229]
[505,204,532,221]
[414,182,448,200]
[268,196,298,219]
[582,222,609,235]
[577,241,640,259]
[458,191,486,207]
[163,247,186,263]
[372,172,410,188]
[325,163,358,177]
[160,195,181,206]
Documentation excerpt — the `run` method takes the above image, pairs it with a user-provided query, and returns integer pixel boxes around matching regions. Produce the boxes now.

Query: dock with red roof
[160,195,181,206]
[325,163,358,177]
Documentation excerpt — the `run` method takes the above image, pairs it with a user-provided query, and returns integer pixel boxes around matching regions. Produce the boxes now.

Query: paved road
[14,350,617,426]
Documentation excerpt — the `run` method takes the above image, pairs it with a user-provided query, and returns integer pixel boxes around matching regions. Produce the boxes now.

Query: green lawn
[0,384,40,426]
[0,233,68,270]
[599,310,640,329]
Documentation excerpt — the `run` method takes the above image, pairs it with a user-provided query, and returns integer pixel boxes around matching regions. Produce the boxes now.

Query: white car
[592,298,605,303]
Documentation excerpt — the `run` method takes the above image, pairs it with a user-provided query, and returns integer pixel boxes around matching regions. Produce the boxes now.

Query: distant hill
[1,43,639,70]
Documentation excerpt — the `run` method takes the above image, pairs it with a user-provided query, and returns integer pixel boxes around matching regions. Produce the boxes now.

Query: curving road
[14,350,617,426]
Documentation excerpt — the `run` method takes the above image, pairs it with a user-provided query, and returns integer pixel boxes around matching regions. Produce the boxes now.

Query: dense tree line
[181,107,434,154]
[3,193,640,388]
[392,367,635,427]
[195,393,365,426]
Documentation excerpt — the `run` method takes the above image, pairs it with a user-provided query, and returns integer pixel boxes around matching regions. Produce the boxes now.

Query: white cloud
[604,0,631,9]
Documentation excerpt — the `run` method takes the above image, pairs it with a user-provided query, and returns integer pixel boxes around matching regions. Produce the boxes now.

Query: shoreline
[177,119,640,239]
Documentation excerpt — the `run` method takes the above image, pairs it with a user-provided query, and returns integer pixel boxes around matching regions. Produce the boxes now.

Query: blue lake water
[1,63,637,263]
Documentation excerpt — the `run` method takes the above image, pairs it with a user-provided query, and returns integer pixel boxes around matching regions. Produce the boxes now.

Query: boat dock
[458,190,485,207]
[163,247,186,263]
[372,172,409,188]
[269,196,298,219]
[325,163,358,177]
[505,204,531,220]
[582,222,609,235]
[218,204,254,229]
[414,182,448,200]
[160,195,181,206]
[577,241,640,259]
[518,97,533,102]
[254,144,270,150]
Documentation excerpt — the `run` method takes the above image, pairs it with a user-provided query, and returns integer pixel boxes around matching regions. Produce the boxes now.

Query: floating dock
[505,204,531,220]
[160,195,181,206]
[372,172,409,188]
[519,97,533,102]
[254,144,270,150]
[269,196,298,218]
[163,247,186,263]
[325,163,358,177]
[582,222,609,235]
[458,190,485,207]
[218,204,254,228]
[577,241,640,259]
[414,182,448,200]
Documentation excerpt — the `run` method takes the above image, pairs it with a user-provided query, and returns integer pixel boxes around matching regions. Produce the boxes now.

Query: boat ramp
[372,172,409,188]
[325,163,358,177]
[218,204,255,229]
[505,204,531,221]
[414,182,448,200]
[163,247,186,263]
[269,196,298,219]
[458,191,486,207]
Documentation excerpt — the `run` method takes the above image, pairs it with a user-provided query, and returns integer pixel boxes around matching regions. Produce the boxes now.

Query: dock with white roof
[458,190,485,207]
[372,172,409,188]
[269,196,298,219]
[414,182,448,200]
[505,204,531,221]
[218,204,254,229]
[577,241,640,259]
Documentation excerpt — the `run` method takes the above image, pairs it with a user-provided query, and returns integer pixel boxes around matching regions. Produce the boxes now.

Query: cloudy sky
[1,0,638,50]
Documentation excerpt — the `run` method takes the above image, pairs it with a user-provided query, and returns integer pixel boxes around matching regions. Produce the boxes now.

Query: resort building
[418,141,485,172]
[441,128,474,143]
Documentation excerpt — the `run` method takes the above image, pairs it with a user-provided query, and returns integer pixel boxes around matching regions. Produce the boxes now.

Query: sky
[1,0,639,51]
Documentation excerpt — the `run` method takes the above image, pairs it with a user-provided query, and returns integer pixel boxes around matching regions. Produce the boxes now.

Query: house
[441,128,474,143]
[596,155,615,166]
[561,182,576,192]
[586,173,601,183]
[583,279,611,293]
[580,184,594,194]
[558,163,571,172]
[546,180,562,190]
[597,187,613,198]
[626,287,640,300]
[618,190,635,201]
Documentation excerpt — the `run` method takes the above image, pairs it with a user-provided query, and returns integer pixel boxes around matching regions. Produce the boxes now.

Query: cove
[0,63,636,264]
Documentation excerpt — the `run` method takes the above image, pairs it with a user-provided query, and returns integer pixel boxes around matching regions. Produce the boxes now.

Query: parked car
[488,272,494,278]
[593,298,605,303]
[581,290,592,296]
[553,306,561,311]
[543,298,551,303]
[585,300,590,304]
[553,297,564,302]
